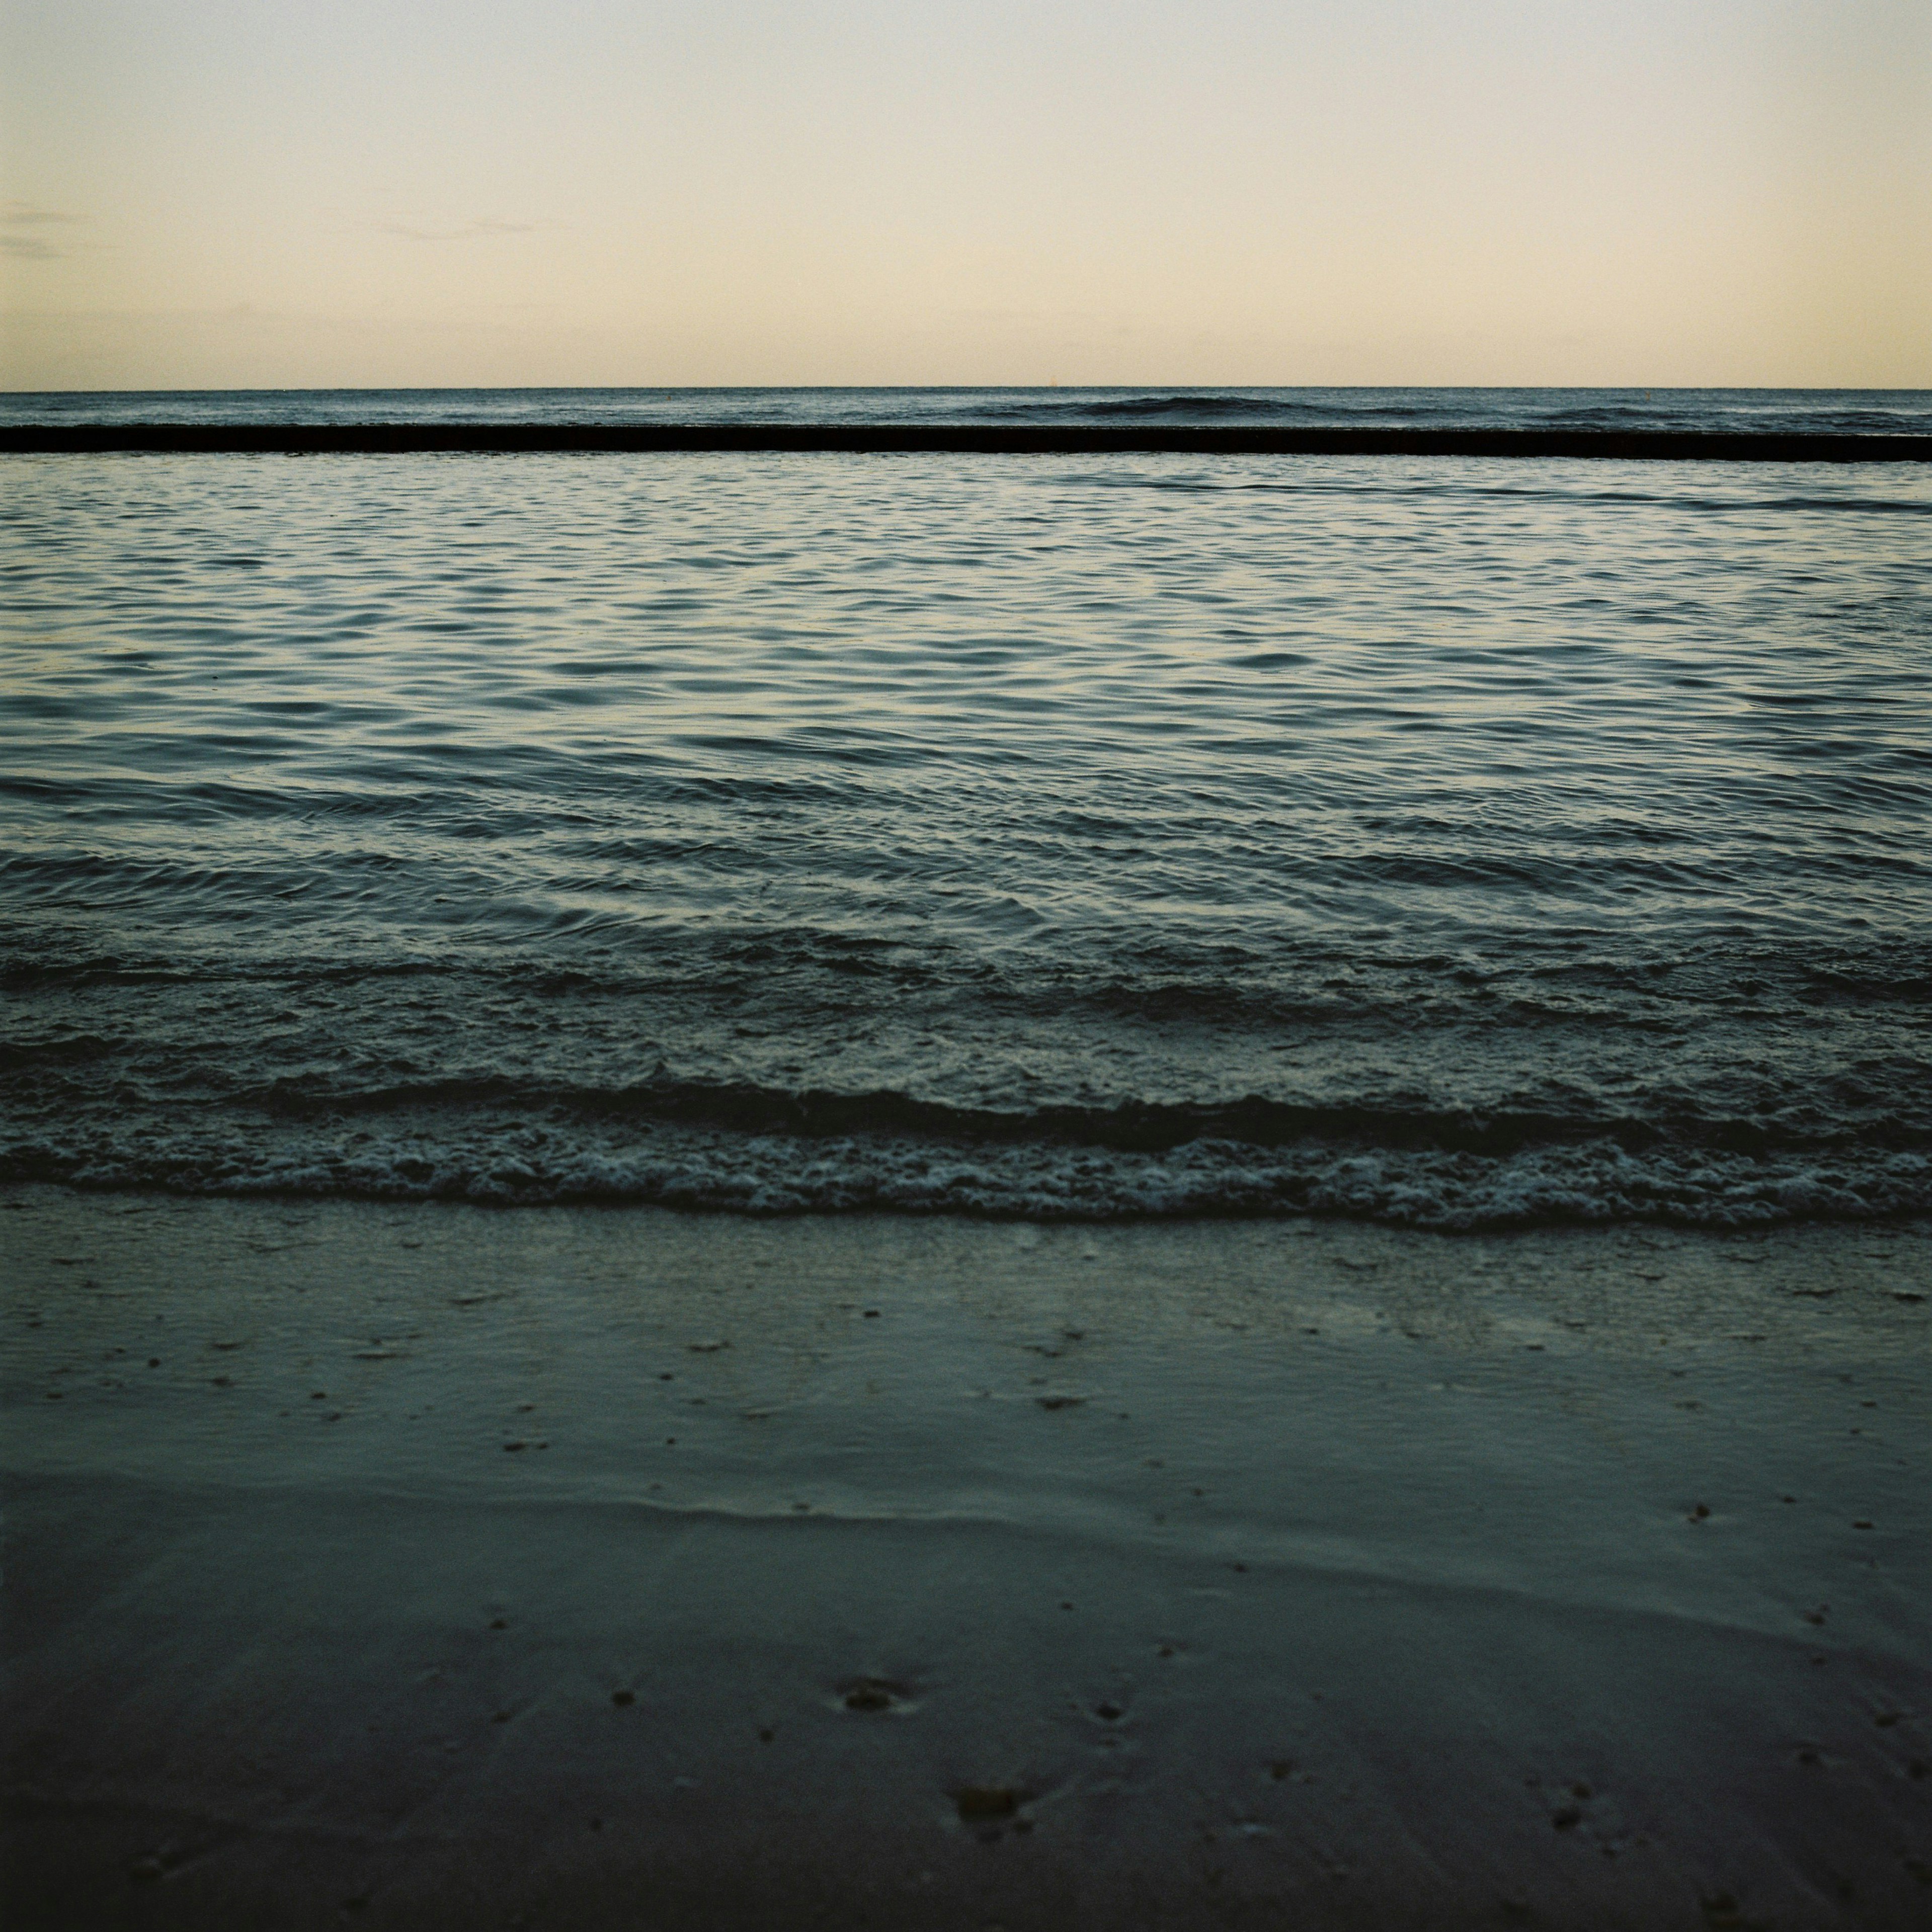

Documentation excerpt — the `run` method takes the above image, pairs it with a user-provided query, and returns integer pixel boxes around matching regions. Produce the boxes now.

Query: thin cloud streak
[376,218,564,244]
[3,203,86,259]
[3,202,84,227]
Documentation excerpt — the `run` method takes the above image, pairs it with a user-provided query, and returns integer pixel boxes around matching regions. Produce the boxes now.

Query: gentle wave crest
[8,1103,1929,1228]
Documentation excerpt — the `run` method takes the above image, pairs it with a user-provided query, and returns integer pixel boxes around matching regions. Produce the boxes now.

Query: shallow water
[3,411,1929,1224]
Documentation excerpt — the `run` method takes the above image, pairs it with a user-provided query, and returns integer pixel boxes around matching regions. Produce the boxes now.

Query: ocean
[3,388,1928,1227]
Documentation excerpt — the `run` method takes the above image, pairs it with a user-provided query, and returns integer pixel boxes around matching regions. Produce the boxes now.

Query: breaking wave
[7,1077,1930,1228]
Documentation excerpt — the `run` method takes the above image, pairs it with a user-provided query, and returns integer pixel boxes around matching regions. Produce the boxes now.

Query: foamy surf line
[9,1108,1930,1227]
[6,424,1931,459]
[5,1188,1927,1929]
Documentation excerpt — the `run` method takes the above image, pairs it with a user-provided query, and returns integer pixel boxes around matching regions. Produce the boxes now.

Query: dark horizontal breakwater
[6,423,1930,460]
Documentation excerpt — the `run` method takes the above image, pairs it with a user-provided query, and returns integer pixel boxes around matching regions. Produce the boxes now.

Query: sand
[3,1185,1928,1929]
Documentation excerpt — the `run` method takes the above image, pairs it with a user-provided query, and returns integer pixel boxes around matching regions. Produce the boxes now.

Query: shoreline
[5,1187,1928,1927]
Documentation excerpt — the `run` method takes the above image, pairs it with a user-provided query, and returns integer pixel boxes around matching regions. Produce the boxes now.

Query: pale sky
[4,0,1928,390]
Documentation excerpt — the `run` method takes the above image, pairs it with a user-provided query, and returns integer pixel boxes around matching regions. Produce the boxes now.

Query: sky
[3,0,1928,390]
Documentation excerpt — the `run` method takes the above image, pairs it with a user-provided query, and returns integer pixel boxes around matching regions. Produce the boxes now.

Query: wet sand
[3,1186,1928,1928]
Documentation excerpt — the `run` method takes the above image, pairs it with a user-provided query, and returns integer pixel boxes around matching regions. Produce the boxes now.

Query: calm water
[4,390,1929,1225]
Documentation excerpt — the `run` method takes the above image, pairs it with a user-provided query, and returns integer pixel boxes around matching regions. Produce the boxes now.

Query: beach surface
[3,1186,1927,1929]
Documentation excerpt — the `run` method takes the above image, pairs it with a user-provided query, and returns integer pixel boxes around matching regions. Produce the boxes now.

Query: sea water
[3,391,1928,1225]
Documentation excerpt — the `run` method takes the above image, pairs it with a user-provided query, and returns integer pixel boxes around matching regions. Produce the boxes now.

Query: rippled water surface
[4,436,1929,1223]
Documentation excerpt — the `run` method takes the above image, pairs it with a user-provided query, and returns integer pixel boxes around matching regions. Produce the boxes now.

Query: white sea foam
[16,1113,1929,1229]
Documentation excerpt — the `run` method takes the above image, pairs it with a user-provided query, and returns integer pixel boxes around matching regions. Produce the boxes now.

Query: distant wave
[958,392,1932,436]
[985,394,1316,422]
[974,392,1483,425]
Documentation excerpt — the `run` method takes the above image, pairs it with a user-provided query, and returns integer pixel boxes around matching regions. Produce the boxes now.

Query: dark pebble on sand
[956,1788,1018,1820]
[612,1690,635,1707]
[1095,1702,1123,1722]
[1552,1806,1582,1830]
[844,1681,896,1712]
